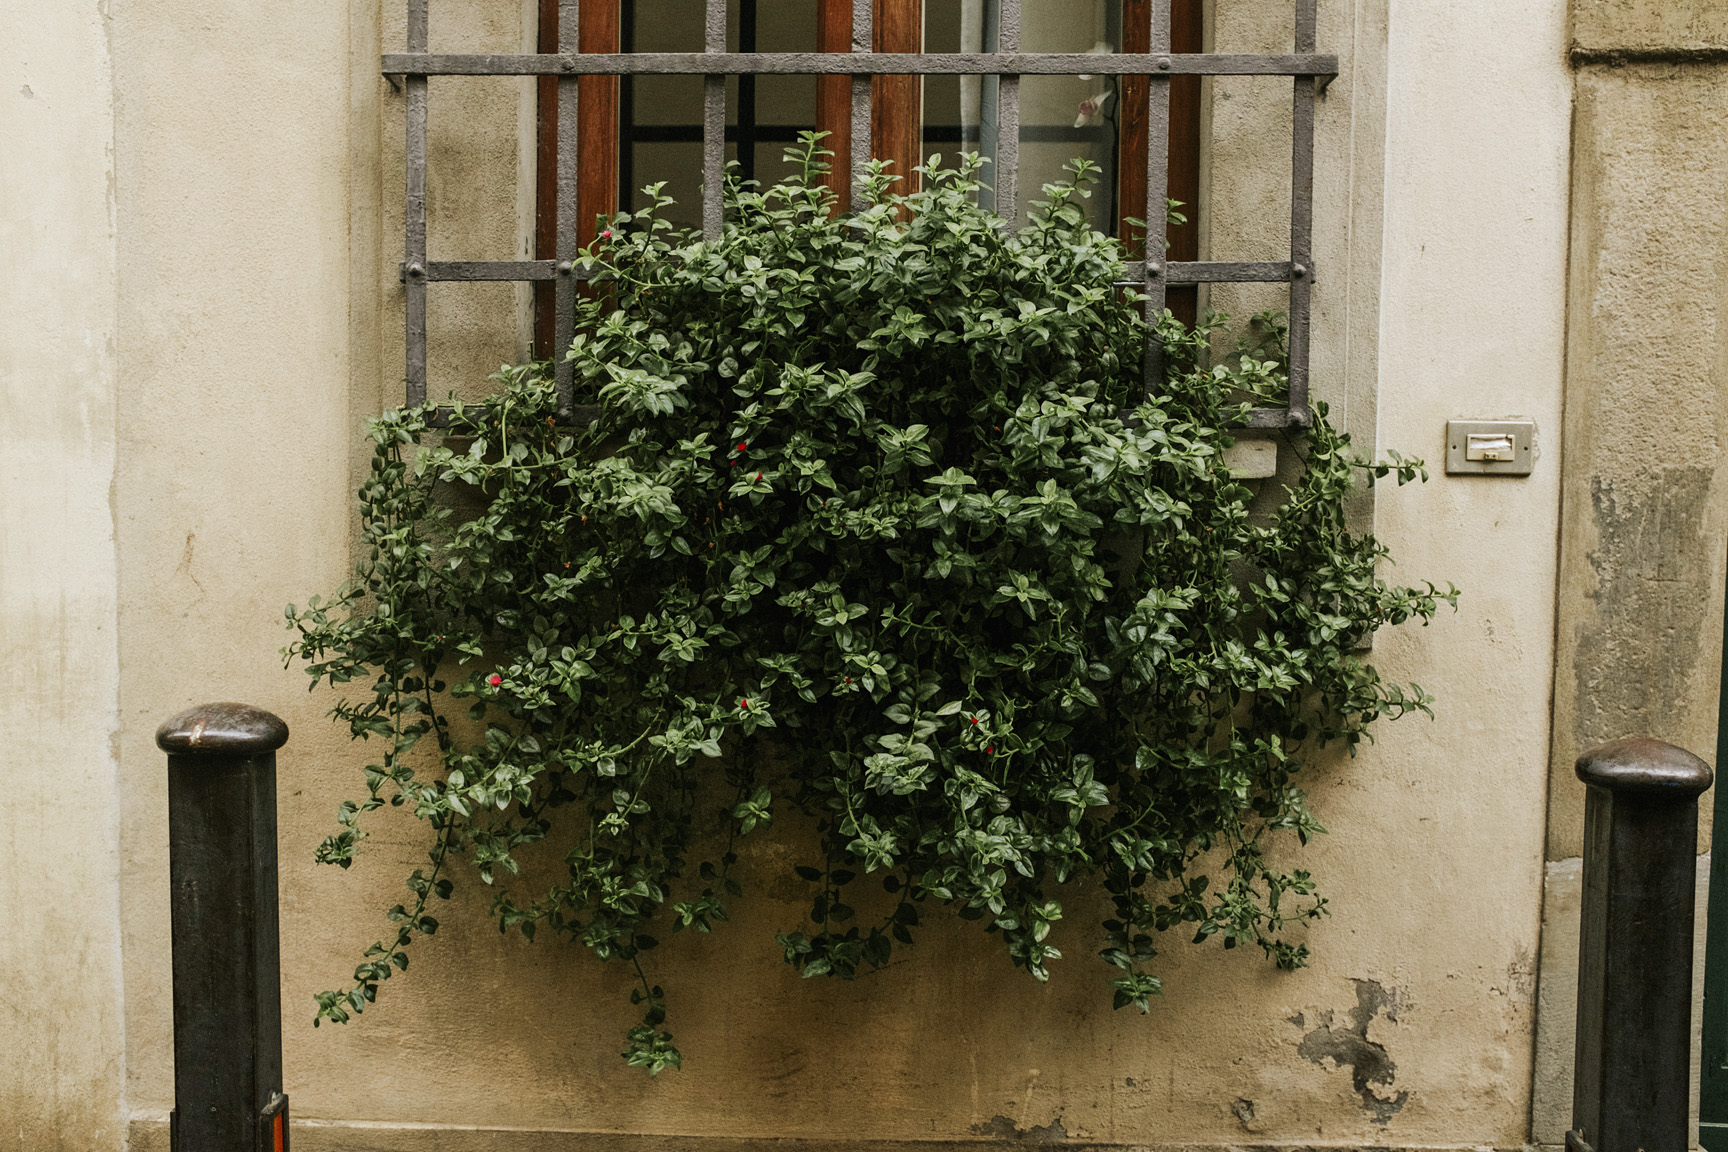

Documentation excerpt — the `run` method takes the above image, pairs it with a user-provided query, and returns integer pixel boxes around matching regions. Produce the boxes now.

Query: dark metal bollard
[1569,737,1712,1152]
[157,703,291,1152]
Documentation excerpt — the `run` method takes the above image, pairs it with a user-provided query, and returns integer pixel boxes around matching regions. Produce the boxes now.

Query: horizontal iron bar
[404,260,606,283]
[383,51,1338,78]
[420,260,556,281]
[414,258,1300,287]
[1243,406,1306,429]
[425,401,1300,431]
[625,123,1090,145]
[1117,260,1307,284]
[428,403,604,428]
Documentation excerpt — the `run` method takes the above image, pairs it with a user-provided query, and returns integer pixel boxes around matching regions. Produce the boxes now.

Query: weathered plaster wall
[0,0,1568,1145]
[1529,3,1728,1145]
[1572,0,1728,56]
[1544,15,1728,863]
[0,0,128,1146]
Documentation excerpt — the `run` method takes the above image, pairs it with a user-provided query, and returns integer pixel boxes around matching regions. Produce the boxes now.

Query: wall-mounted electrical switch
[1465,433,1514,461]
[1446,420,1535,476]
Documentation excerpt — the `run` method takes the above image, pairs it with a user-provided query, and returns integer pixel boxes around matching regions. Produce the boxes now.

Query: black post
[157,702,291,1152]
[1570,737,1713,1152]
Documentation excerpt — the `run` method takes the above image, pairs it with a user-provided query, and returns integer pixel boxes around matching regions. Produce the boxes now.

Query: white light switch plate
[1446,420,1535,476]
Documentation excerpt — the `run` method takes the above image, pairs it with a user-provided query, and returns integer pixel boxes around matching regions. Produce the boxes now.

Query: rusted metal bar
[415,259,558,281]
[701,0,724,240]
[380,51,1339,77]
[1115,259,1305,285]
[1140,0,1171,395]
[403,0,429,407]
[993,0,1020,225]
[1569,737,1713,1152]
[159,703,291,1152]
[553,0,580,419]
[849,0,870,211]
[1285,0,1318,426]
[1240,407,1305,429]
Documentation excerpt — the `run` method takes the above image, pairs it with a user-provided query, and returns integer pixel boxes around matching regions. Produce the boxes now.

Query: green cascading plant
[285,139,1455,1073]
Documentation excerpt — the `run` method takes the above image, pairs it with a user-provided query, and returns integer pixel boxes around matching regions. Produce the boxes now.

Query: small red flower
[739,698,751,710]
[986,746,995,754]
[487,674,502,687]
[969,717,979,725]
[755,472,763,481]
[729,461,737,467]
[736,441,748,451]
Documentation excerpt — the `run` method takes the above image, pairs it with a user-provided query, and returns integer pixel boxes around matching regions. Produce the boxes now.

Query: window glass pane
[622,1,704,230]
[1016,0,1121,230]
[738,0,818,193]
[946,0,1121,229]
[923,1,974,166]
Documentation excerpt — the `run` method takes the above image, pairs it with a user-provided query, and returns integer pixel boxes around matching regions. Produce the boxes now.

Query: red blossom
[986,746,995,754]
[739,698,750,709]
[736,441,748,451]
[755,472,763,481]
[487,674,502,686]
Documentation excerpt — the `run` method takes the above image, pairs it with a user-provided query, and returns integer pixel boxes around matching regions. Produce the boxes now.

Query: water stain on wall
[1295,978,1408,1125]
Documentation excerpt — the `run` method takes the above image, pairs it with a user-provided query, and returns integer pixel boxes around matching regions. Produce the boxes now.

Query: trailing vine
[286,141,1454,1073]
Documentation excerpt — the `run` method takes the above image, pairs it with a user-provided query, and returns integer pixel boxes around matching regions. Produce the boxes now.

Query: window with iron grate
[529,0,1204,357]
[387,0,1332,426]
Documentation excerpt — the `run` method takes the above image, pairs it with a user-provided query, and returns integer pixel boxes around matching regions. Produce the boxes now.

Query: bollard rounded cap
[156,702,289,756]
[1575,736,1713,798]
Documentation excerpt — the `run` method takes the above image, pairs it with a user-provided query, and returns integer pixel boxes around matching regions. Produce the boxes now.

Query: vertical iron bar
[618,0,634,212]
[404,0,430,407]
[977,0,1000,215]
[849,0,871,212]
[554,0,580,418]
[994,0,1021,226]
[1141,0,1170,394]
[1287,0,1316,425]
[702,0,724,239]
[159,703,291,1152]
[738,0,758,186]
[1294,0,1316,54]
[1571,738,1712,1152]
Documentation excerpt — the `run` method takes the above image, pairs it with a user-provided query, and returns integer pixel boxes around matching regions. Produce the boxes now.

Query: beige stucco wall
[1,0,1589,1146]
[0,1,128,1146]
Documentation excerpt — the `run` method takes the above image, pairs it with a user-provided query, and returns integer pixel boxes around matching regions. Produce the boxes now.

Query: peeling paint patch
[970,1114,1068,1142]
[1296,979,1409,1125]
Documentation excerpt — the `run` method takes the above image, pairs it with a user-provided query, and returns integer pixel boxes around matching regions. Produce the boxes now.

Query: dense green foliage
[287,145,1453,1072]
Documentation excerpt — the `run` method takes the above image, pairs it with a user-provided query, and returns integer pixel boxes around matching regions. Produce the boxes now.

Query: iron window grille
[384,0,1337,427]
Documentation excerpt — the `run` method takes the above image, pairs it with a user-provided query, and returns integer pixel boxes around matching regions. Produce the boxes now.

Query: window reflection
[611,1,1135,235]
[953,0,1122,229]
